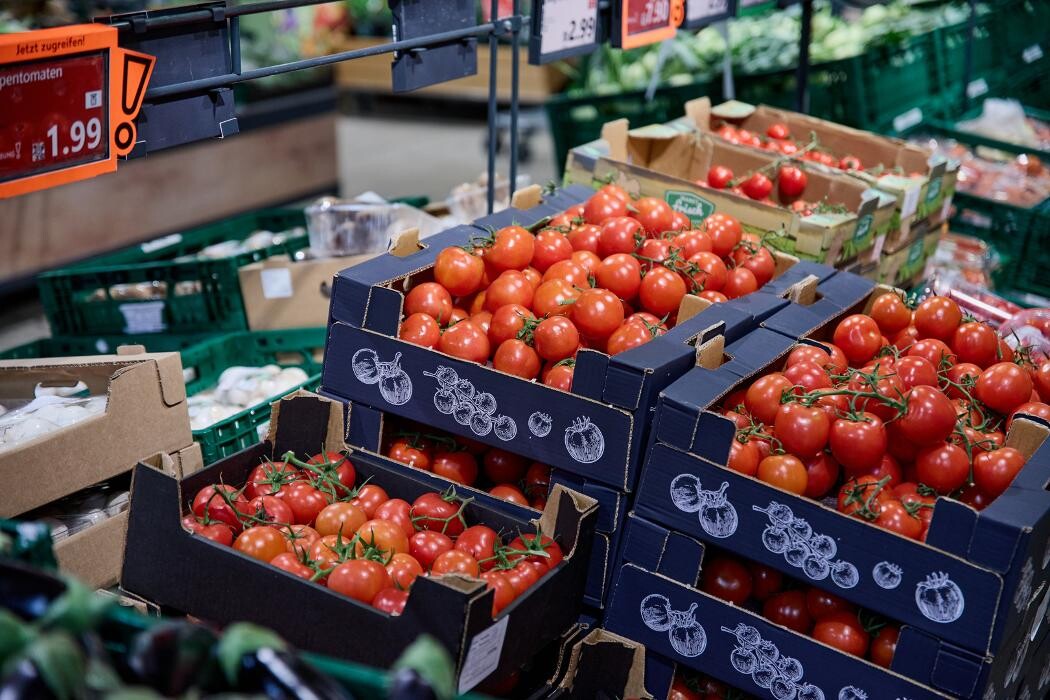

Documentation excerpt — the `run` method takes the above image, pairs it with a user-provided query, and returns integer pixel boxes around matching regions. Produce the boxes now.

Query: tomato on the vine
[434,247,484,296]
[431,449,480,485]
[633,196,674,236]
[913,296,962,341]
[328,559,391,603]
[700,556,753,604]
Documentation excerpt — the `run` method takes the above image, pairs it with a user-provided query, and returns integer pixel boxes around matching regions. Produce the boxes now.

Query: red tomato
[314,502,367,538]
[907,338,956,367]
[438,321,490,363]
[633,196,674,236]
[245,494,294,527]
[739,246,777,287]
[432,549,481,577]
[598,216,644,257]
[434,247,484,296]
[869,626,899,668]
[270,552,313,579]
[182,517,235,546]
[806,587,856,620]
[672,229,713,258]
[777,165,807,199]
[596,253,643,300]
[350,484,389,518]
[975,362,1033,415]
[775,403,830,457]
[409,530,454,570]
[493,339,542,380]
[356,519,410,556]
[952,322,999,367]
[763,590,813,634]
[686,251,728,292]
[914,296,962,341]
[542,362,574,391]
[531,229,573,272]
[488,303,533,348]
[399,312,441,348]
[192,484,248,533]
[372,588,409,615]
[875,499,923,539]
[432,450,480,485]
[803,452,840,498]
[485,270,533,311]
[944,362,982,400]
[896,386,956,446]
[896,355,938,390]
[572,288,625,340]
[1034,362,1050,402]
[583,191,628,225]
[506,533,563,571]
[329,560,391,603]
[707,164,734,189]
[973,447,1025,498]
[281,524,320,556]
[741,172,773,200]
[864,453,903,488]
[281,482,329,525]
[404,282,453,323]
[639,266,687,316]
[245,461,300,500]
[832,314,882,365]
[783,360,833,393]
[829,413,887,474]
[838,476,892,519]
[374,498,415,537]
[749,562,784,601]
[411,492,466,537]
[668,210,691,232]
[915,442,971,493]
[700,556,753,604]
[571,250,601,275]
[234,526,287,562]
[533,316,580,362]
[504,561,541,596]
[455,525,499,571]
[766,123,790,139]
[486,225,535,272]
[745,372,793,424]
[481,570,516,616]
[385,552,424,589]
[727,439,761,476]
[489,484,530,506]
[870,293,912,335]
[813,612,870,657]
[310,534,353,571]
[723,267,759,299]
[543,259,589,287]
[757,454,808,495]
[707,218,743,258]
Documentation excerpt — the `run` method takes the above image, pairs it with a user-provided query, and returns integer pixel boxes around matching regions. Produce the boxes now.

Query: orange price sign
[613,0,684,49]
[0,24,154,198]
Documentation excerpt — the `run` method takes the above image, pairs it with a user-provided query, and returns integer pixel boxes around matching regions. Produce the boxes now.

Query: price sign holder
[529,0,604,65]
[611,0,685,50]
[390,0,478,93]
[681,0,736,30]
[0,24,154,198]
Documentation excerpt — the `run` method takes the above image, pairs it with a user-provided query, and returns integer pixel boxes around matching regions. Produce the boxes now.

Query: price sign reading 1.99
[0,24,155,198]
[0,52,109,183]
[529,0,602,65]
[612,0,683,50]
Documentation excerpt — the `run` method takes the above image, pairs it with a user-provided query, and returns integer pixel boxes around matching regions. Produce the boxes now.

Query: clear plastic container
[305,197,440,257]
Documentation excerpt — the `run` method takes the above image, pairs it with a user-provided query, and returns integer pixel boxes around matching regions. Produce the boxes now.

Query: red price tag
[0,24,154,198]
[0,53,109,183]
[614,0,681,49]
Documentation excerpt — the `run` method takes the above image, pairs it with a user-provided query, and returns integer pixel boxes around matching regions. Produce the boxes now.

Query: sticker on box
[458,615,510,693]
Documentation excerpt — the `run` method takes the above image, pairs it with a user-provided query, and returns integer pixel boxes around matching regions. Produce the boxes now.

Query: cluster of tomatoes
[669,672,755,700]
[713,121,864,173]
[699,553,899,667]
[181,451,563,617]
[721,291,1050,540]
[383,423,550,509]
[397,184,778,389]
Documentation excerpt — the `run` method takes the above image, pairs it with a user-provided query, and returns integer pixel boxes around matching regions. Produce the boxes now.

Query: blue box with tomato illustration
[321,185,791,491]
[602,514,1015,700]
[121,393,600,693]
[634,315,1050,659]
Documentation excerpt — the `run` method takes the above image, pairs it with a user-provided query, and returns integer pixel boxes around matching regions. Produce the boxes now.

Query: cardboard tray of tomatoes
[603,513,1043,700]
[321,184,797,492]
[120,393,599,692]
[634,271,1050,660]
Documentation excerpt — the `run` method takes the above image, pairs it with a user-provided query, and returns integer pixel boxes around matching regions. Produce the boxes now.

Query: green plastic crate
[38,209,309,337]
[0,329,325,465]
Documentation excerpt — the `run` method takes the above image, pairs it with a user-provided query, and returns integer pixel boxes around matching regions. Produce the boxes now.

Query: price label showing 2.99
[530,0,602,65]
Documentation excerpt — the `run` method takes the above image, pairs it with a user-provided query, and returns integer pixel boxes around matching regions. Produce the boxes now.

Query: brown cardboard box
[0,349,193,518]
[238,254,375,330]
[52,443,203,589]
[566,120,896,265]
[684,98,959,250]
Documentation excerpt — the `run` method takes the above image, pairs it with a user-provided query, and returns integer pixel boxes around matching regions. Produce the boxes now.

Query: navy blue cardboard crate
[121,393,599,691]
[604,514,995,700]
[322,186,787,491]
[638,316,1050,657]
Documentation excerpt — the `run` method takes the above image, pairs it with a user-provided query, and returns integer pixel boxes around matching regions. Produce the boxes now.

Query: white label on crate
[140,233,182,254]
[687,0,729,24]
[260,267,294,299]
[539,0,600,57]
[119,301,166,334]
[1023,44,1044,64]
[457,615,509,694]
[900,184,922,220]
[967,78,989,99]
[893,107,923,133]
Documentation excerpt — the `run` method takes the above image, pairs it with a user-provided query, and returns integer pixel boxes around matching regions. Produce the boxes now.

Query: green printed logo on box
[925,176,942,203]
[853,214,873,242]
[665,190,715,224]
[907,238,924,264]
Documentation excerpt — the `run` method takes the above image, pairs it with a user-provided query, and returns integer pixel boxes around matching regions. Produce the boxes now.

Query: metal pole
[796,0,813,113]
[230,15,241,74]
[961,0,977,110]
[508,0,521,197]
[487,0,500,214]
[717,20,734,100]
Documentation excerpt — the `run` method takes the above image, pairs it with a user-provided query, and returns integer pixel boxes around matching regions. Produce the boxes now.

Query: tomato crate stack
[601,266,1050,700]
[315,184,831,609]
[120,392,600,694]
